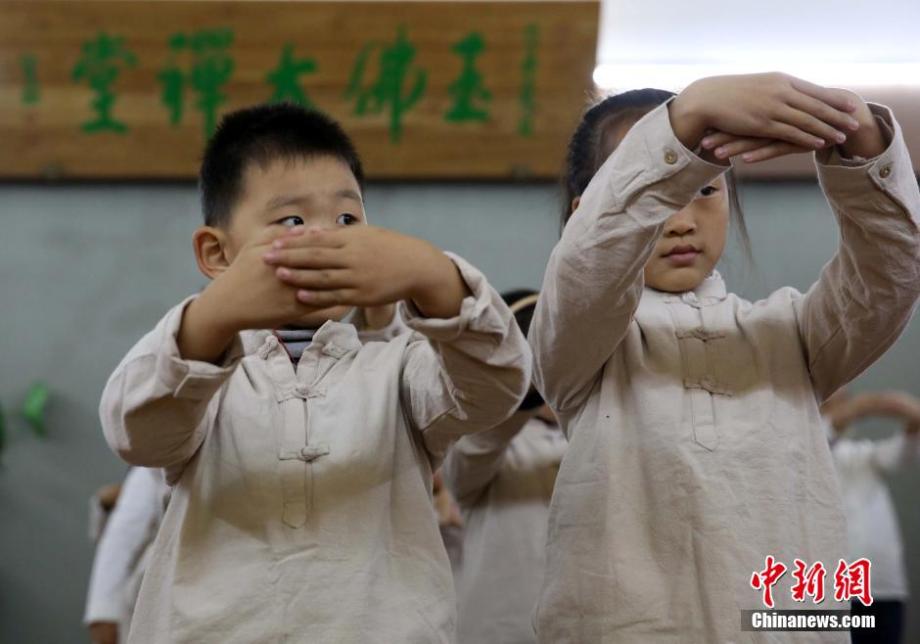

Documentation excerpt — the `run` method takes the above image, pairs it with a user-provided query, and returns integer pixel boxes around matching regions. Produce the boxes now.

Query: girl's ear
[192,226,231,280]
[570,196,581,214]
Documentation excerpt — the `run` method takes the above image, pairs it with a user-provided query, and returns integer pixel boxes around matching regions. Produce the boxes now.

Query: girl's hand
[697,92,886,164]
[669,73,861,152]
[264,225,471,319]
[699,131,811,163]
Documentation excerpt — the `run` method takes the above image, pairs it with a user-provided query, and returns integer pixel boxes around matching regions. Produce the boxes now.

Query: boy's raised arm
[100,297,244,474]
[399,253,531,465]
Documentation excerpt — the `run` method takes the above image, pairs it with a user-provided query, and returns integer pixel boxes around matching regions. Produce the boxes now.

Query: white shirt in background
[85,467,170,641]
[831,431,919,600]
[442,413,567,644]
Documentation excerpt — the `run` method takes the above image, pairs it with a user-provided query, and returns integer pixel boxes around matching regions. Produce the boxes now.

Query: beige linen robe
[100,254,531,643]
[442,413,567,644]
[529,102,920,643]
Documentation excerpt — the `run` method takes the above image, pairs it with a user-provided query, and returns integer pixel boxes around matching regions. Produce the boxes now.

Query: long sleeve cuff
[400,252,509,343]
[156,295,245,400]
[84,595,123,625]
[593,99,729,227]
[815,103,920,228]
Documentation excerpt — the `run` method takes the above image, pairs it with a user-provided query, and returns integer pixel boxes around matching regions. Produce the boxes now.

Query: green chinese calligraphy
[345,26,426,143]
[159,28,235,138]
[20,54,39,105]
[445,32,491,123]
[518,24,539,137]
[71,33,137,134]
[266,43,318,108]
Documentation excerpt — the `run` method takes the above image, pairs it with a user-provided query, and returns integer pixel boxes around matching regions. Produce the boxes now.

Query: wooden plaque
[0,1,599,180]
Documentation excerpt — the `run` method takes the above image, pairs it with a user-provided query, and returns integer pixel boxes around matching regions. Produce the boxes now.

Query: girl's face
[643,175,729,293]
[591,116,730,294]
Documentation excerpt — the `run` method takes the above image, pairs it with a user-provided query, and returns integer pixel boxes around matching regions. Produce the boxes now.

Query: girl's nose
[663,209,697,236]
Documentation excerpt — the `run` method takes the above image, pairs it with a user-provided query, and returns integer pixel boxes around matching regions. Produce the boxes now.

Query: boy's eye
[336,213,359,226]
[699,185,719,197]
[278,215,305,227]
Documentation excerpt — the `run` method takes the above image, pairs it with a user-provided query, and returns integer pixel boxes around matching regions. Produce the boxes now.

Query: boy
[100,103,530,643]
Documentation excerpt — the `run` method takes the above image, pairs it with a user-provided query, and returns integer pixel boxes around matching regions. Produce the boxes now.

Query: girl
[529,73,920,643]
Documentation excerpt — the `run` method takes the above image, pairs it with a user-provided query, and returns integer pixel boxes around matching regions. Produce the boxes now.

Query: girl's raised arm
[795,104,920,400]
[529,103,725,415]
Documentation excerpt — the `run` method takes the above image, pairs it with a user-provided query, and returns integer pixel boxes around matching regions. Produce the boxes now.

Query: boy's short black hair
[199,102,365,227]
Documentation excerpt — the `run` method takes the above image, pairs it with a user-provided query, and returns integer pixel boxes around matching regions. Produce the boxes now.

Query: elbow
[101,401,199,469]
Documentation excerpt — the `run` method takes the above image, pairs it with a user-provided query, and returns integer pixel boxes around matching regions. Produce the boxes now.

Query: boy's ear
[192,226,231,279]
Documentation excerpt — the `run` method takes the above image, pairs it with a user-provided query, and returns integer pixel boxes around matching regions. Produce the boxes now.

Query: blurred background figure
[441,290,567,644]
[824,389,920,644]
[84,468,170,644]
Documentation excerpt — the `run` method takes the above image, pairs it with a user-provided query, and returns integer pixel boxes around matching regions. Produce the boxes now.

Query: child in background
[85,467,170,644]
[100,104,530,643]
[87,481,123,542]
[432,469,465,574]
[824,389,920,644]
[442,289,567,644]
[529,74,920,642]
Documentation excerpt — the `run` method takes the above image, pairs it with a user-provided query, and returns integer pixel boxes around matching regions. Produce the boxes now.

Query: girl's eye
[337,213,359,226]
[699,185,719,197]
[278,215,305,227]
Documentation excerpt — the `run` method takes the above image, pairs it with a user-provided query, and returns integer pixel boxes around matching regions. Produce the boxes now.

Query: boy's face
[225,155,366,327]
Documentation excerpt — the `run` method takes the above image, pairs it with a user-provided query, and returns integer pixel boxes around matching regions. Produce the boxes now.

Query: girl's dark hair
[561,88,751,261]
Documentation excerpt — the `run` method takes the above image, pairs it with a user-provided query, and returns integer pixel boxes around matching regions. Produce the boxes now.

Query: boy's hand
[178,227,323,362]
[263,226,471,319]
[669,73,860,153]
[697,93,886,164]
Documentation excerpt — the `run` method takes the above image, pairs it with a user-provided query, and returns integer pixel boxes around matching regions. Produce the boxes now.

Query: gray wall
[1,180,918,643]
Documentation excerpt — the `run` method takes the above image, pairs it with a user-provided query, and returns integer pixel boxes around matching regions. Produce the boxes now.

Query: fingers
[249,223,297,249]
[295,288,360,307]
[710,136,809,162]
[700,131,737,150]
[762,120,826,151]
[699,130,813,163]
[275,225,348,249]
[263,246,349,269]
[779,105,848,146]
[739,140,807,163]
[711,137,772,160]
[789,78,859,114]
[275,267,353,290]
[787,92,860,134]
